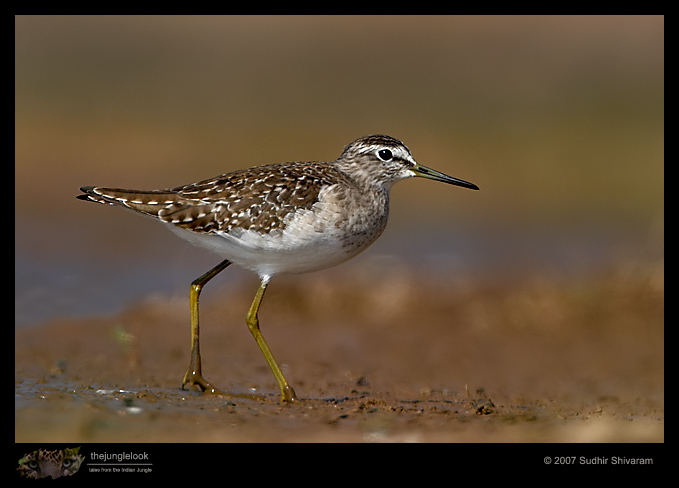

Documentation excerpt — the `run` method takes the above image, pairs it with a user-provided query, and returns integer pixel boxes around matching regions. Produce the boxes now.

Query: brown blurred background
[15,15,663,325]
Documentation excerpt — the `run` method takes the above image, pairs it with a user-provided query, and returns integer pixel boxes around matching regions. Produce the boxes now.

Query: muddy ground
[15,262,663,443]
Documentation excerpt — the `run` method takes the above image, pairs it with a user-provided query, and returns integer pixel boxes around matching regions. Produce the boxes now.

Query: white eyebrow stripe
[356,144,414,163]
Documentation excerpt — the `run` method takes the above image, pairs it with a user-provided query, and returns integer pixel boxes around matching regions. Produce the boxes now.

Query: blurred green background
[15,15,663,326]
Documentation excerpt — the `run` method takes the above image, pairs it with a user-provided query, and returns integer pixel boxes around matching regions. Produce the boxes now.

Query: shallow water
[15,218,648,328]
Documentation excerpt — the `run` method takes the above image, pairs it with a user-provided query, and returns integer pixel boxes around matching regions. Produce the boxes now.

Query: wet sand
[15,263,663,443]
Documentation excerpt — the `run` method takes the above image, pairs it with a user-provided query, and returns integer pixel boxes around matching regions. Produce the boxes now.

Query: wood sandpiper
[77,134,479,403]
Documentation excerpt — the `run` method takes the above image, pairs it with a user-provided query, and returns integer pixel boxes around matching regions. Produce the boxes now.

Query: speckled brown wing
[77,187,189,217]
[78,161,346,235]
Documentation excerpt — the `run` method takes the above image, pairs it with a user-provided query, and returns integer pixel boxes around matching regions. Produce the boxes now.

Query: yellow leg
[182,260,231,393]
[246,278,299,404]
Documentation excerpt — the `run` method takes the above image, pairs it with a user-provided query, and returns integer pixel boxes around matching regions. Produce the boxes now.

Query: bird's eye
[377,148,393,161]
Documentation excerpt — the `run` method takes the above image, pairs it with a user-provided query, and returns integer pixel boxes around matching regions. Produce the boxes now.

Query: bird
[77,134,478,403]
